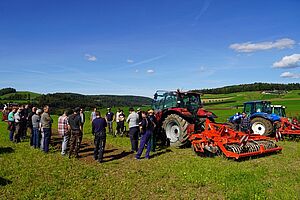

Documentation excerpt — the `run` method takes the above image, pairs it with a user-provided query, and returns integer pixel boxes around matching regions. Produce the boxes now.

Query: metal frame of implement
[277,118,300,136]
[190,119,282,159]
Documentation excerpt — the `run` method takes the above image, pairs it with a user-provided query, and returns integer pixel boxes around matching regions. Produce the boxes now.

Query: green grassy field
[1,91,300,199]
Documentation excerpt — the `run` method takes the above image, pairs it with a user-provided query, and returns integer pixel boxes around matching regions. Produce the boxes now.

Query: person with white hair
[32,109,42,148]
[13,107,22,143]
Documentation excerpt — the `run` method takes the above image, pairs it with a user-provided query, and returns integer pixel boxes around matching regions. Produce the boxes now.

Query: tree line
[0,88,16,96]
[37,93,152,114]
[191,83,300,94]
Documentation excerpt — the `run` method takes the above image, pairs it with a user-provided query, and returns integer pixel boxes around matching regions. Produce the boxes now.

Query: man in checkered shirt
[58,110,70,156]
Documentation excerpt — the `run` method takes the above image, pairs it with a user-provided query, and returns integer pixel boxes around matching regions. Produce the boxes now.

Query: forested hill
[0,88,152,112]
[37,93,152,110]
[192,83,300,94]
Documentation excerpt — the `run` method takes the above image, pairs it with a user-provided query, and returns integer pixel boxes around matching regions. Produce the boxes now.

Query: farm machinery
[152,90,282,159]
[271,105,300,138]
[190,119,282,159]
[228,101,281,136]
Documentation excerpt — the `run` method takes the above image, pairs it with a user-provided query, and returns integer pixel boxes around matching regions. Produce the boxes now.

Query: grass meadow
[1,91,300,199]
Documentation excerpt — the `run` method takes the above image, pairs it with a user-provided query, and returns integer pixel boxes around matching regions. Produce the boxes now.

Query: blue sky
[1,0,300,97]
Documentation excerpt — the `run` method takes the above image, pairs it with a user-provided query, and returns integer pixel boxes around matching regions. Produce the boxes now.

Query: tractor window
[255,103,263,113]
[164,94,177,108]
[244,103,252,114]
[152,93,166,110]
[182,95,201,110]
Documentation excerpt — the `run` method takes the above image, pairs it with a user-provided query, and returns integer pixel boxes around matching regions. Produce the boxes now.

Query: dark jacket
[92,117,107,133]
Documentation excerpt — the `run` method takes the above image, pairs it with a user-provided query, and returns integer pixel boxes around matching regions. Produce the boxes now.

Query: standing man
[19,105,27,140]
[68,107,82,158]
[135,111,153,160]
[126,108,140,153]
[79,108,85,146]
[240,112,251,133]
[115,110,126,136]
[148,109,157,152]
[105,108,114,134]
[58,110,70,156]
[92,111,107,163]
[8,108,16,141]
[115,108,121,135]
[91,107,97,122]
[27,107,37,146]
[32,109,42,148]
[40,105,52,153]
[13,107,22,143]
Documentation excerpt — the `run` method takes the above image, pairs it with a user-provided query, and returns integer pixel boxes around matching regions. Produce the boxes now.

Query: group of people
[91,107,158,161]
[3,105,158,163]
[4,105,52,153]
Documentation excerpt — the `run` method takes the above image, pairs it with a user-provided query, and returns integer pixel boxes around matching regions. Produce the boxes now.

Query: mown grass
[1,111,300,199]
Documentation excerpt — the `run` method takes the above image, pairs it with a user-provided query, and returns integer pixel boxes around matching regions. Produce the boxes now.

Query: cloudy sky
[0,0,300,97]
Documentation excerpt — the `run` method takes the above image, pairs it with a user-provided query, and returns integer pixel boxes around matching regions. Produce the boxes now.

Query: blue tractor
[229,100,281,136]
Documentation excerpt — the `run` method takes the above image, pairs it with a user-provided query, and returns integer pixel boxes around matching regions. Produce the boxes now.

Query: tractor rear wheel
[162,114,190,147]
[251,117,273,136]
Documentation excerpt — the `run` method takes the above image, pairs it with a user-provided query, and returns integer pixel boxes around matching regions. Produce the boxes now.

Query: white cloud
[229,38,295,53]
[127,59,134,63]
[85,54,97,61]
[147,69,154,74]
[273,54,300,68]
[135,69,139,73]
[280,72,300,78]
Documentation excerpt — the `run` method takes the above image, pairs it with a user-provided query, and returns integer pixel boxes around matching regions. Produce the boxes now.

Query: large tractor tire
[251,117,273,136]
[162,114,190,147]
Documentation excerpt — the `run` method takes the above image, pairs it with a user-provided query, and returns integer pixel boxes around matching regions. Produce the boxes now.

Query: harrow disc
[225,140,278,155]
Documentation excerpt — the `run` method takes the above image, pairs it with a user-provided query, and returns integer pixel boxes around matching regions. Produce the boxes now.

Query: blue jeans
[32,128,40,148]
[9,130,14,141]
[136,130,152,159]
[43,128,51,153]
[61,134,70,155]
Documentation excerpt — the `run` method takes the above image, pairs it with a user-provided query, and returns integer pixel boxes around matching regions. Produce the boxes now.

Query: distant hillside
[192,82,300,94]
[0,88,152,113]
[37,93,152,111]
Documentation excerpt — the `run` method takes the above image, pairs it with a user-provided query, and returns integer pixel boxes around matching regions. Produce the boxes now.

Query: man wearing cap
[105,108,114,134]
[68,107,83,158]
[126,107,140,152]
[92,111,107,163]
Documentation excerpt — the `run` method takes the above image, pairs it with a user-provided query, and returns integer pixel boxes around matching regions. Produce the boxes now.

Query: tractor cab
[243,100,272,115]
[152,90,202,113]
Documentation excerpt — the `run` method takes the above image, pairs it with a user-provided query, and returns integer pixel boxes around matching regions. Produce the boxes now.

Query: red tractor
[152,90,216,147]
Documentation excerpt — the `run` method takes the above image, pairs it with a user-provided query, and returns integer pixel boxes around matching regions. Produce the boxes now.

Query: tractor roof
[155,90,202,96]
[271,105,286,108]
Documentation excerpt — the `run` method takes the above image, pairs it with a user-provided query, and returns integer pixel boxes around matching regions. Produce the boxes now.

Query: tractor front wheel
[162,114,190,147]
[251,117,273,136]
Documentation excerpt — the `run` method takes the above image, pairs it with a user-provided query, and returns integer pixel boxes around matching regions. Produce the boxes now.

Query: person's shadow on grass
[0,147,14,154]
[0,177,12,186]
